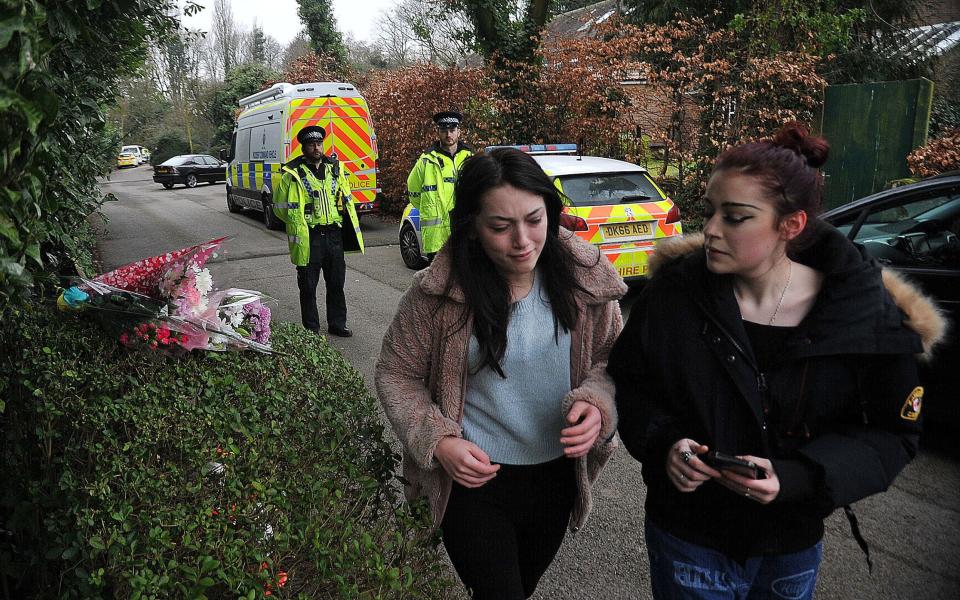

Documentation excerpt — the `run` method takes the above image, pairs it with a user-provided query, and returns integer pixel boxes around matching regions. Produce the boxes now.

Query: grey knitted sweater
[462,272,571,464]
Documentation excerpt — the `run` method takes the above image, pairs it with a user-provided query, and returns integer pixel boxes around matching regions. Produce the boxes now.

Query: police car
[399,144,683,281]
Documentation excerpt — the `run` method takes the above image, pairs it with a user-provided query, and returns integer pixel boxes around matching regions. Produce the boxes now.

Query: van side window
[250,123,282,161]
[237,128,252,163]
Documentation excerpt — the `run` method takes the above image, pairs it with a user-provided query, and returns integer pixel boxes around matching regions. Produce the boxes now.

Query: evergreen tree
[250,24,267,65]
[296,0,347,64]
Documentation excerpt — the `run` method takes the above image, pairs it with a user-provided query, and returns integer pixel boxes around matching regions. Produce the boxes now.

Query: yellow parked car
[117,152,137,168]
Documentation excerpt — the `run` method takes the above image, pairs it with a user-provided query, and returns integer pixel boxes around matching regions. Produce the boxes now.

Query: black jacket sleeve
[607,291,685,468]
[795,352,921,508]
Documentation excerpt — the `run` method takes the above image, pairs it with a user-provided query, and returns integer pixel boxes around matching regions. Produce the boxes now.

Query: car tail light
[665,203,681,224]
[559,212,588,232]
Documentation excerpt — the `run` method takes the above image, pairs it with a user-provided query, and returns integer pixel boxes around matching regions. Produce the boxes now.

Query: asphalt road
[96,165,960,599]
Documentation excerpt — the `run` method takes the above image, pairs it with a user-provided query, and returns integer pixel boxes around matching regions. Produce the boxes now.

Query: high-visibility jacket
[407,142,473,254]
[273,156,365,266]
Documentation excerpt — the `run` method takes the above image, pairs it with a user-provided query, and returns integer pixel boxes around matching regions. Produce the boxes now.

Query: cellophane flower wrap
[58,237,274,354]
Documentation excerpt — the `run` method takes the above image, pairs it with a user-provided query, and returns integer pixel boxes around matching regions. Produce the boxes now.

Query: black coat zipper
[696,301,772,442]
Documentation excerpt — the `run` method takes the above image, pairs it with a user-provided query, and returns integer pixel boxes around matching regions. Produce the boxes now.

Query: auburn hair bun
[771,122,830,169]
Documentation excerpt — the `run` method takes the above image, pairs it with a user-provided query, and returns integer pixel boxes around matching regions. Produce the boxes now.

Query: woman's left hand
[714,456,780,505]
[560,401,602,458]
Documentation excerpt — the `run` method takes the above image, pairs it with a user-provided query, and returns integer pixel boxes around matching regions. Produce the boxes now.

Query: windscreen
[558,172,661,206]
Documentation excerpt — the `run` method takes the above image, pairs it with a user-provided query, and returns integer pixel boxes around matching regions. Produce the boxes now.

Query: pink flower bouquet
[58,238,274,354]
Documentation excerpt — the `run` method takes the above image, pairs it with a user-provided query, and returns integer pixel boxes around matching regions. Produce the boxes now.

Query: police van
[225,81,380,230]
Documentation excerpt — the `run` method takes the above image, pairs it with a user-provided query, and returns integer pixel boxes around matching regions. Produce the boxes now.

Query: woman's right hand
[434,436,501,488]
[666,438,721,492]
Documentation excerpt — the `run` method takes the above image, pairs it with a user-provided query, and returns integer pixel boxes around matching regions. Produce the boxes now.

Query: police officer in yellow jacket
[274,125,364,337]
[407,111,473,256]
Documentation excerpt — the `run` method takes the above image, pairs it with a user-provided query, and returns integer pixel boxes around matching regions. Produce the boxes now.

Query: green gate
[818,79,933,209]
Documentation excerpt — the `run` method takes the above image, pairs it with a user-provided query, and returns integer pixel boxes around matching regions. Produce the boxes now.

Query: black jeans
[296,225,346,331]
[440,456,577,600]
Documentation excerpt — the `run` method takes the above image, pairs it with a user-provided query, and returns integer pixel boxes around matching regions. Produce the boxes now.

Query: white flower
[194,268,213,295]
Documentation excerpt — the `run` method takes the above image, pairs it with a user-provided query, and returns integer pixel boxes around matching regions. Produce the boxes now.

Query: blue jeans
[645,519,823,600]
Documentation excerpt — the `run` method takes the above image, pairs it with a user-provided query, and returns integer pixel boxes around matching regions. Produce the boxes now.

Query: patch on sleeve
[900,386,923,421]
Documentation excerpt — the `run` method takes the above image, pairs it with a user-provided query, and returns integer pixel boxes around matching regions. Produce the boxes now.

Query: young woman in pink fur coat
[376,148,627,599]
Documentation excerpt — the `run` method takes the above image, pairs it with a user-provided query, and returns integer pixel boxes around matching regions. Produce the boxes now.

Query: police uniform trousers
[296,224,347,332]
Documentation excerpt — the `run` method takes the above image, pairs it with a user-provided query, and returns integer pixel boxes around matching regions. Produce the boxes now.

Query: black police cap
[297,125,326,145]
[433,111,463,127]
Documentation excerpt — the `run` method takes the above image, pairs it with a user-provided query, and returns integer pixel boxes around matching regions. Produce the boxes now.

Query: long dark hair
[445,148,592,377]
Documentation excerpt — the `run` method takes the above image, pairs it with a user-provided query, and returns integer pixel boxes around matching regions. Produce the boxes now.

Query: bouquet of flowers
[58,237,274,354]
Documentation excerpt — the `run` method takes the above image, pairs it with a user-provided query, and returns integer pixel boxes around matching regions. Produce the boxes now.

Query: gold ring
[744,490,751,498]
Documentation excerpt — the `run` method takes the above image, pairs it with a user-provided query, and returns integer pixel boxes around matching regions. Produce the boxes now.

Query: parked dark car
[822,173,959,438]
[153,154,227,189]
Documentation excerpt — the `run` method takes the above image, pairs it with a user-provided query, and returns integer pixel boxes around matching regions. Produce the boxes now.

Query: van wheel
[400,223,427,270]
[262,196,282,231]
[226,189,240,213]
[185,174,198,188]
[162,183,174,190]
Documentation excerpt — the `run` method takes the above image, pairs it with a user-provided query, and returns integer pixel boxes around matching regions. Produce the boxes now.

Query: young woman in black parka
[607,124,946,599]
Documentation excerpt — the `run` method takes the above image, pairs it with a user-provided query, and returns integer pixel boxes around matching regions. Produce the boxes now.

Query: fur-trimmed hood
[414,230,628,306]
[648,230,948,359]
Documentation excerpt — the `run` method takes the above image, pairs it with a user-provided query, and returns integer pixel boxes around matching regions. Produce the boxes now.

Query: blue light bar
[485,143,579,155]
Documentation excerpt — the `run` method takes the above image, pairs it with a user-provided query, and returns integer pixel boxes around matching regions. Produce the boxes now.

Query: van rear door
[290,96,378,207]
[329,99,378,206]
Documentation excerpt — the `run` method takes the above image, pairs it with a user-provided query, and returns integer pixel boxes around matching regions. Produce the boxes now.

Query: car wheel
[262,196,282,231]
[162,182,174,190]
[226,188,240,213]
[400,223,427,270]
[185,174,198,188]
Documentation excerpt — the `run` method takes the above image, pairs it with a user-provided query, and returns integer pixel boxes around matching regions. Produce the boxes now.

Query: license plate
[601,221,655,242]
[615,262,649,278]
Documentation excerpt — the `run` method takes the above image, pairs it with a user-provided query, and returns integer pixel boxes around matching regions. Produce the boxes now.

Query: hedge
[150,133,191,167]
[1,0,183,310]
[907,127,960,178]
[0,308,456,599]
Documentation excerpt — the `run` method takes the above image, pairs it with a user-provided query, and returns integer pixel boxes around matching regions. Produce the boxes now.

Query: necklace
[768,261,793,325]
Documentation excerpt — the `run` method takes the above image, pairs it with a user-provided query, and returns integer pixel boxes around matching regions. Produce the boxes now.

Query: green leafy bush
[0,308,455,599]
[151,132,192,166]
[0,0,183,309]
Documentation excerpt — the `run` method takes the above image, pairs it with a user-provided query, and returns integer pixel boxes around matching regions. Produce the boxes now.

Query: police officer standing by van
[407,111,473,258]
[274,125,364,338]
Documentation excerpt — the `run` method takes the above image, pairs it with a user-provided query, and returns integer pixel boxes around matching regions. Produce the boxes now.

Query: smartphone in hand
[703,451,767,480]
